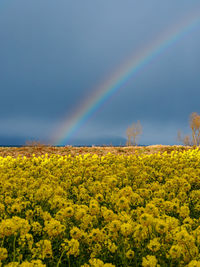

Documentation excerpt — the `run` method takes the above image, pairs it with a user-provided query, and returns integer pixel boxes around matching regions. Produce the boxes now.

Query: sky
[0,0,200,146]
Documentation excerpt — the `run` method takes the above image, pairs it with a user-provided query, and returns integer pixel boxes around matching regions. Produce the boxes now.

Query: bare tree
[126,126,132,146]
[177,112,200,146]
[190,112,200,146]
[177,130,182,143]
[126,121,142,146]
[183,135,191,146]
[177,130,191,146]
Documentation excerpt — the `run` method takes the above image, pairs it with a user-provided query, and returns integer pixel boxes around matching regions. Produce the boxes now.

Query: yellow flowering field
[0,149,200,266]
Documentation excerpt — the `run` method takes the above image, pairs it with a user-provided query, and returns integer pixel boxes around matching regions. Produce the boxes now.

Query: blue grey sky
[0,0,200,145]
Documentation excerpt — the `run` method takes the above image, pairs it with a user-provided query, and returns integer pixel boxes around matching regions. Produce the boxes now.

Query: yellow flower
[145,203,159,217]
[0,247,8,261]
[133,224,149,242]
[90,243,102,258]
[187,260,200,267]
[142,255,158,267]
[31,222,42,235]
[130,192,143,205]
[56,207,74,221]
[164,201,176,213]
[49,196,68,210]
[89,228,104,243]
[75,207,87,221]
[63,206,75,218]
[117,196,130,210]
[4,263,19,267]
[10,203,23,214]
[108,220,121,232]
[42,211,52,222]
[2,147,200,266]
[20,259,46,266]
[101,207,117,222]
[169,245,182,259]
[80,214,93,230]
[66,239,80,257]
[44,219,65,238]
[179,205,190,218]
[147,238,161,252]
[89,201,100,216]
[106,240,118,253]
[18,234,34,250]
[32,239,52,260]
[95,193,104,202]
[25,210,34,221]
[193,226,200,245]
[0,219,17,237]
[177,191,188,203]
[120,223,133,236]
[118,186,134,199]
[12,217,30,236]
[175,229,195,245]
[126,249,135,259]
[155,219,168,235]
[165,216,179,232]
[0,203,5,213]
[106,177,118,187]
[70,227,83,240]
[140,213,154,227]
[89,258,104,267]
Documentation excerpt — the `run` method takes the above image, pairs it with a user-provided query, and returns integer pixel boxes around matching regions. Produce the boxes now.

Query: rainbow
[51,11,200,146]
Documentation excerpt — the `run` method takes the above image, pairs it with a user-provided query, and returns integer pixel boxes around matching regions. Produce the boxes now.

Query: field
[0,146,200,266]
[0,145,193,158]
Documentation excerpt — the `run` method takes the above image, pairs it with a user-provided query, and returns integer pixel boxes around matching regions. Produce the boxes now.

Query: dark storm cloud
[0,0,200,145]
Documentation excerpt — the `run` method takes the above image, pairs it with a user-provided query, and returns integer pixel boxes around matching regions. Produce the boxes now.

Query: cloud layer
[0,0,200,145]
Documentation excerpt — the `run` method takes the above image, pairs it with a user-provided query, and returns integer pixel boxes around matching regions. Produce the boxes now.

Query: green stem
[13,235,16,262]
[1,236,5,248]
[68,255,71,267]
[122,246,128,267]
[56,249,66,267]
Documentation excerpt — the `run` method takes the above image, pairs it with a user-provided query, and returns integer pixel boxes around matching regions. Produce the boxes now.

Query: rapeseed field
[0,148,200,266]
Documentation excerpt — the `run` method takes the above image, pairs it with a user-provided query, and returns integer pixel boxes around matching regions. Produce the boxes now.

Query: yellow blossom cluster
[0,149,200,266]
